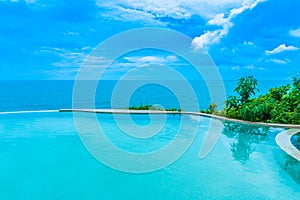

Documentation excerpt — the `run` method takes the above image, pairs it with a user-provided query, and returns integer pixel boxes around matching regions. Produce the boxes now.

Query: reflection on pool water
[0,111,300,199]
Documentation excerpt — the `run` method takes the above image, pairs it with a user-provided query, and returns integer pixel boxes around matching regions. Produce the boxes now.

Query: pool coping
[59,109,300,129]
[275,129,300,161]
[0,110,59,115]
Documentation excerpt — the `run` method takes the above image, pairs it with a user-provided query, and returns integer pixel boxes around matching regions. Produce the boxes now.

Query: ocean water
[0,80,289,112]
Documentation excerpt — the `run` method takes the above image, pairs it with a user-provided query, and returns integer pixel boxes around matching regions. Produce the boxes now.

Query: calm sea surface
[0,80,289,112]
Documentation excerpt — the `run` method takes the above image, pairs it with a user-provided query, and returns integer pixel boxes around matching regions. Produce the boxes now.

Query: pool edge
[276,129,300,161]
[59,109,300,129]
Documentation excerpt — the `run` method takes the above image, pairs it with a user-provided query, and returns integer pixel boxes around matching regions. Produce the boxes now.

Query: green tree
[203,75,300,124]
[226,96,239,109]
[234,76,259,104]
[205,102,218,114]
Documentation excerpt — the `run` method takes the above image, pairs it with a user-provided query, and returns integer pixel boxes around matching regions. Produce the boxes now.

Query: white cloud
[25,0,37,4]
[192,29,229,51]
[208,13,228,26]
[115,0,192,20]
[39,47,115,79]
[124,55,178,64]
[96,0,266,52]
[266,59,288,65]
[265,44,299,55]
[39,47,91,68]
[139,56,166,63]
[100,5,166,25]
[166,55,178,62]
[97,0,265,24]
[243,41,255,46]
[192,0,265,51]
[246,65,255,69]
[81,46,93,51]
[61,32,79,36]
[231,66,240,70]
[40,47,180,77]
[290,28,300,38]
[3,0,37,3]
[244,65,263,70]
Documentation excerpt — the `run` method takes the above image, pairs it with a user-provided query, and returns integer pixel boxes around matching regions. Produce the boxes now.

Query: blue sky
[0,0,299,80]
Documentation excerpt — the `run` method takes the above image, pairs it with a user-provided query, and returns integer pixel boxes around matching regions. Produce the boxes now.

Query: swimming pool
[0,111,300,199]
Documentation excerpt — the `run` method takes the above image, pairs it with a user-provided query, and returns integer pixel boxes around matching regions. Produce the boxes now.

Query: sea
[0,80,290,112]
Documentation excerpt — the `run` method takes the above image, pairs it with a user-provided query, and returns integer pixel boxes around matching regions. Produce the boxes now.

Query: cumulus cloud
[97,0,191,24]
[207,13,228,26]
[192,0,266,51]
[265,44,299,55]
[290,28,300,38]
[97,0,265,24]
[96,0,266,52]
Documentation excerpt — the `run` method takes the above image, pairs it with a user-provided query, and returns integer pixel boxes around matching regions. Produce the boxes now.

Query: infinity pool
[0,111,300,199]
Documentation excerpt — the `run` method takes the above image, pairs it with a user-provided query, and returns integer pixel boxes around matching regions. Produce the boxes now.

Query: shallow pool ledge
[276,129,300,161]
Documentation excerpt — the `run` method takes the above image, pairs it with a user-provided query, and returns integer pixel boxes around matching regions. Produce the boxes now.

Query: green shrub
[207,75,300,124]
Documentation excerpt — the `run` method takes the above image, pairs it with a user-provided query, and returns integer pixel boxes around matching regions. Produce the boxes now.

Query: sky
[0,0,299,80]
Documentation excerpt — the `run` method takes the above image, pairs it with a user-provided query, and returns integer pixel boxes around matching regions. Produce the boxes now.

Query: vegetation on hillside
[128,104,182,112]
[128,75,300,124]
[202,75,300,124]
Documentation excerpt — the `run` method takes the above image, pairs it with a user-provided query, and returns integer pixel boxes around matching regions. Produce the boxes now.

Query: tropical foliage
[205,75,300,124]
[128,104,182,112]
[128,104,156,110]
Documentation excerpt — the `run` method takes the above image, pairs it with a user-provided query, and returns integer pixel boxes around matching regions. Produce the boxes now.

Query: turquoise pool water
[0,111,300,199]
